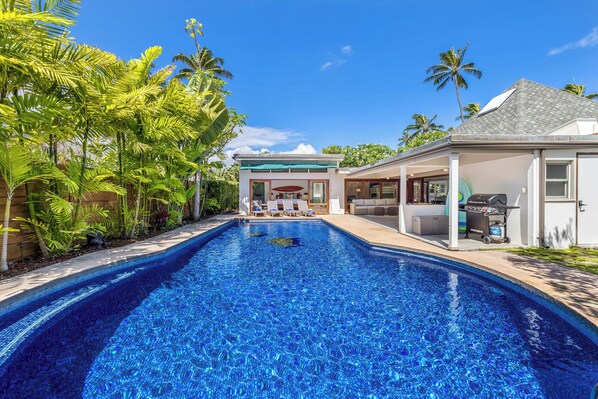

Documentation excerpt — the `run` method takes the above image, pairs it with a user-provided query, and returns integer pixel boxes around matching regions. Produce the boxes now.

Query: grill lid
[466,194,507,206]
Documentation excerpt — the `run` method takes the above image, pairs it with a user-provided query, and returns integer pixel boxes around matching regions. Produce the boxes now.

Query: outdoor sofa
[349,198,398,216]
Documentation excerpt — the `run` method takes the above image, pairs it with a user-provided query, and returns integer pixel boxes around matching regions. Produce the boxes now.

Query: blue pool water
[0,221,597,398]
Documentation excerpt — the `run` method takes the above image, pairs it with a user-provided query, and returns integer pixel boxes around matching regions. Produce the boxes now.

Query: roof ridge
[515,79,526,134]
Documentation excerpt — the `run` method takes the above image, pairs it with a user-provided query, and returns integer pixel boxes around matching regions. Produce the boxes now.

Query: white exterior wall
[238,169,346,215]
[460,154,534,245]
[543,149,580,248]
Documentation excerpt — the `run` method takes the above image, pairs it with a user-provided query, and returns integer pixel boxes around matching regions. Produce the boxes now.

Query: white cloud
[221,126,317,165]
[549,27,598,55]
[320,59,346,71]
[279,143,317,154]
[225,126,300,148]
[320,61,334,71]
[320,44,353,71]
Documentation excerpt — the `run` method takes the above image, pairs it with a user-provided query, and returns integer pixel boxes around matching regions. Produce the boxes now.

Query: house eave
[233,153,345,162]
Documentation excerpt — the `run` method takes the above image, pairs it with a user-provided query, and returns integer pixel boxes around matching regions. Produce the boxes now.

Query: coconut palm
[398,131,412,148]
[425,44,482,122]
[562,83,598,100]
[173,48,233,81]
[402,113,444,144]
[456,102,480,121]
[172,19,232,81]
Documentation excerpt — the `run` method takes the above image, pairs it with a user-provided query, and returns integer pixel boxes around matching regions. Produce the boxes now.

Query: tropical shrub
[0,2,244,268]
[201,180,239,215]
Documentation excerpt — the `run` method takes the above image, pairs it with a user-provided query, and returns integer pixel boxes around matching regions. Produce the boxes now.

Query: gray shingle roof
[451,78,598,136]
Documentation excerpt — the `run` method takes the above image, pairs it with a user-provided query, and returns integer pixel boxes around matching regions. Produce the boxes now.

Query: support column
[527,150,541,247]
[448,153,460,250]
[398,166,407,234]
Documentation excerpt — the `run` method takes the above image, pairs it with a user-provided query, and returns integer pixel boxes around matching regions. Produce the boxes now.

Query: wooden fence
[0,180,117,262]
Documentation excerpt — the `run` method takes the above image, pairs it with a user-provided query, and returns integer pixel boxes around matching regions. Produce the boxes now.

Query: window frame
[545,161,572,200]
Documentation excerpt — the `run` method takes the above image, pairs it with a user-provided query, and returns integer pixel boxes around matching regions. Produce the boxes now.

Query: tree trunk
[454,79,464,123]
[193,170,202,221]
[66,119,89,252]
[1,193,12,272]
[25,182,49,258]
[131,180,142,238]
[116,131,126,238]
[131,155,144,238]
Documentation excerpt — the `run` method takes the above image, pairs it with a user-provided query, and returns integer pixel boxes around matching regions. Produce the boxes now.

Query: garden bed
[0,219,209,282]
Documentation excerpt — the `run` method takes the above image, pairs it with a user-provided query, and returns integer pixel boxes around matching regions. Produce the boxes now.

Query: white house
[348,79,598,249]
[234,153,347,215]
[235,79,598,250]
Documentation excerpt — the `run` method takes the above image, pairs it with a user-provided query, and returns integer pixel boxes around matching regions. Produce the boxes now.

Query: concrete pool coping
[0,213,597,331]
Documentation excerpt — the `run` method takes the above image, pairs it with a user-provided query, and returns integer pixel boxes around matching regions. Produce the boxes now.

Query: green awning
[240,163,333,170]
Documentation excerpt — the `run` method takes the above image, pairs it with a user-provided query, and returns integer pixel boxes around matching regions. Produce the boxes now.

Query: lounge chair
[267,200,283,216]
[329,198,345,215]
[283,200,301,216]
[297,200,316,217]
[251,201,267,217]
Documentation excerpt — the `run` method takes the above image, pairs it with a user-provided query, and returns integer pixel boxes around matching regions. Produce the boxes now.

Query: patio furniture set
[252,200,316,217]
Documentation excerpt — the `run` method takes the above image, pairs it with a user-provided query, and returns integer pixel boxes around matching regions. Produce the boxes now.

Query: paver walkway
[322,214,598,328]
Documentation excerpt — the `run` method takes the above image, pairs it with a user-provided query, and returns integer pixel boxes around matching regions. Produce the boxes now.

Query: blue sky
[71,0,598,156]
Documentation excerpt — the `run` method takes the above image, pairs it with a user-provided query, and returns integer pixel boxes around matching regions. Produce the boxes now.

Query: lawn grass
[510,246,598,275]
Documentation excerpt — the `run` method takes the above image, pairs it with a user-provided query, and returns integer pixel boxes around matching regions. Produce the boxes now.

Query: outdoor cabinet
[412,215,449,235]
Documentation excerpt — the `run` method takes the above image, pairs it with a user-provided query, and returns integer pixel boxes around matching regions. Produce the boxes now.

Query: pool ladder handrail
[591,383,598,399]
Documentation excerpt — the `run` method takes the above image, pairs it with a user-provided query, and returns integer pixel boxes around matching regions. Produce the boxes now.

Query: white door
[578,154,598,245]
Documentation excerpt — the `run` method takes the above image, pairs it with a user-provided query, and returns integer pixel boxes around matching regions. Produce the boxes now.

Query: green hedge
[202,180,239,216]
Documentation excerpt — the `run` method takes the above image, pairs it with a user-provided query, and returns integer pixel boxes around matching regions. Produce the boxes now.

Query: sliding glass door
[250,180,270,203]
[308,180,328,214]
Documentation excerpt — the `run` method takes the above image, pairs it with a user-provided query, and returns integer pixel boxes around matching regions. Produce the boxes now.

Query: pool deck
[322,214,598,329]
[0,213,597,330]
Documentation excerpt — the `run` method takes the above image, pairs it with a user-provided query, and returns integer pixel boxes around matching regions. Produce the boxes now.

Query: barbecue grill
[461,194,519,244]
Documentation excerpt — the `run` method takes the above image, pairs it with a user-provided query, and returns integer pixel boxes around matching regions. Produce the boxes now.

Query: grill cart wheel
[504,236,511,244]
[483,236,491,244]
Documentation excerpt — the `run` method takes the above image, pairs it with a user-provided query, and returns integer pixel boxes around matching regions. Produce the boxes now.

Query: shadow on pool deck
[503,253,598,322]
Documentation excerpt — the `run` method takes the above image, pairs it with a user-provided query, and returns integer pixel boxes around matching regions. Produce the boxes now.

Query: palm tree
[0,145,45,271]
[398,131,412,148]
[402,114,444,142]
[456,102,480,121]
[173,48,233,81]
[425,44,482,122]
[172,19,232,81]
[562,83,598,100]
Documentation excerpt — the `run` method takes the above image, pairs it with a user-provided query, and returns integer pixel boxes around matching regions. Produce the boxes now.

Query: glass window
[251,181,270,202]
[346,181,363,206]
[545,163,570,198]
[412,180,422,202]
[310,181,327,204]
[426,179,448,204]
[369,182,381,199]
[381,182,397,199]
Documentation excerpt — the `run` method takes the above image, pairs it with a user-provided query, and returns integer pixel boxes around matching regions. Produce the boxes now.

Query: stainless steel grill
[462,194,518,244]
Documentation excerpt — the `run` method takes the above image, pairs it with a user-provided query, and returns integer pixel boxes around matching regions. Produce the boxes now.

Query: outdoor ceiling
[348,151,530,179]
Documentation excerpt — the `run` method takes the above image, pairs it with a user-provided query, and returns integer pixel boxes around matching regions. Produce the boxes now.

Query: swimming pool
[0,220,596,398]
